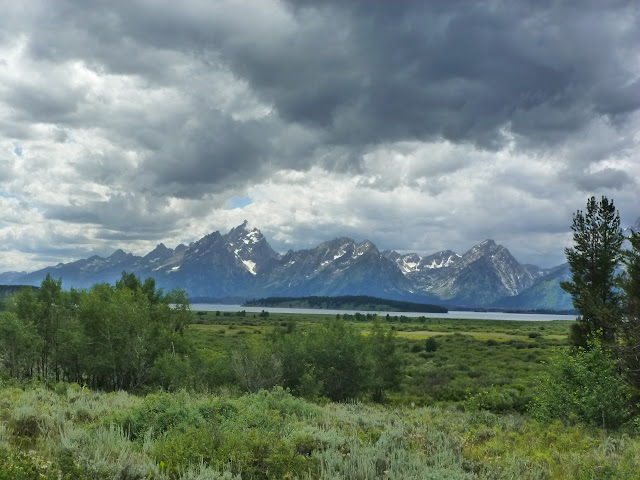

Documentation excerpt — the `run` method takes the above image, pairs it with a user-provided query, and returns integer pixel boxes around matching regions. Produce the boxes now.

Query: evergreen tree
[560,196,624,346]
[619,229,640,387]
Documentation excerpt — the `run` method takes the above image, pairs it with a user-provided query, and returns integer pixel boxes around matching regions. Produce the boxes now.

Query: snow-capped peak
[353,239,375,258]
[239,219,256,233]
[243,229,261,244]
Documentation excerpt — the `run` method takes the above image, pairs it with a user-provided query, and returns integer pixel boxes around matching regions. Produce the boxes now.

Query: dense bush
[465,385,531,413]
[424,337,439,352]
[104,391,210,440]
[271,319,399,401]
[529,339,631,429]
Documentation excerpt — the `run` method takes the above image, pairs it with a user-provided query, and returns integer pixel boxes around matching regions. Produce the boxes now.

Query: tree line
[0,272,193,391]
[0,272,402,402]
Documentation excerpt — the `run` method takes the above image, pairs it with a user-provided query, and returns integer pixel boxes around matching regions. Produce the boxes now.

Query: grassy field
[187,309,571,409]
[5,308,639,479]
[189,309,573,337]
[1,381,639,479]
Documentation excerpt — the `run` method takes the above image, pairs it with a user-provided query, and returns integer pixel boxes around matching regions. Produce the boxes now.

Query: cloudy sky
[1,0,639,273]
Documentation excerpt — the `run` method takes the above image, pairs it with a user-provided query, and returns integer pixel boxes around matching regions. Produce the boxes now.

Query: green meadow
[3,301,640,479]
[187,310,572,409]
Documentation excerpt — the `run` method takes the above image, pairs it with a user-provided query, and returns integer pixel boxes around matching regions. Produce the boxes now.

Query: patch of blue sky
[229,196,253,209]
[14,146,22,156]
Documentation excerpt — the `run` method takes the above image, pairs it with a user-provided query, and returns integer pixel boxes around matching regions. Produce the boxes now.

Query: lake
[191,303,577,322]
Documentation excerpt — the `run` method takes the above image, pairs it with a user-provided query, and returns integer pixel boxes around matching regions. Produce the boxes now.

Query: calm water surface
[191,303,576,322]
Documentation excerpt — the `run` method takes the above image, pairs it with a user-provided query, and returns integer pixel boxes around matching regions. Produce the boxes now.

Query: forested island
[244,295,448,313]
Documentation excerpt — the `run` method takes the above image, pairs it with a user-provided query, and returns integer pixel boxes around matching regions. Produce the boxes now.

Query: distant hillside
[0,285,37,298]
[244,295,448,313]
[492,264,574,311]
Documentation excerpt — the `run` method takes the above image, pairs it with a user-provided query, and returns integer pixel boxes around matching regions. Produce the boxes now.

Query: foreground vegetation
[2,381,640,480]
[5,295,639,479]
[4,277,624,479]
[0,271,572,406]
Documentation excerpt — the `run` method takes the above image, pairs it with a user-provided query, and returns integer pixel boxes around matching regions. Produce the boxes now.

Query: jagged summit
[465,238,498,254]
[1,224,569,309]
[420,250,460,269]
[383,239,547,306]
[479,239,497,246]
[144,243,174,263]
[229,220,252,235]
[356,239,376,252]
[109,249,132,261]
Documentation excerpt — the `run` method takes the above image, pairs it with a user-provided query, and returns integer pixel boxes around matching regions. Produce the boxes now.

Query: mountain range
[0,221,575,310]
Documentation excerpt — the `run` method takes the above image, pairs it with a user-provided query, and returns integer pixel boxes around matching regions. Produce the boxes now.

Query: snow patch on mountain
[241,259,257,275]
[246,230,260,243]
[423,254,460,269]
[400,261,419,273]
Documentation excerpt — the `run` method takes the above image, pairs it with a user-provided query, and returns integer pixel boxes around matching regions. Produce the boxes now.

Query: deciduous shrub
[465,385,531,413]
[424,337,439,352]
[104,391,208,440]
[529,338,631,429]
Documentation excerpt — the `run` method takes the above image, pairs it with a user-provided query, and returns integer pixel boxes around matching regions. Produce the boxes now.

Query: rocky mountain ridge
[2,222,572,309]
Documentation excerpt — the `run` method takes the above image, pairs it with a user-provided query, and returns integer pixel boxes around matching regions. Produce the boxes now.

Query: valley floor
[2,311,638,479]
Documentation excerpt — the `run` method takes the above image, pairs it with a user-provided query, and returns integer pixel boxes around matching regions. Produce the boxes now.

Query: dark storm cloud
[42,193,186,240]
[146,115,274,197]
[13,0,640,179]
[9,83,84,123]
[0,120,40,141]
[249,0,640,150]
[8,1,326,198]
[23,1,184,80]
[575,168,635,192]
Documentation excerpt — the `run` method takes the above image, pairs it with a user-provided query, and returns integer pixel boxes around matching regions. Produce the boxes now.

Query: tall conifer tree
[560,196,624,346]
[620,230,640,386]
